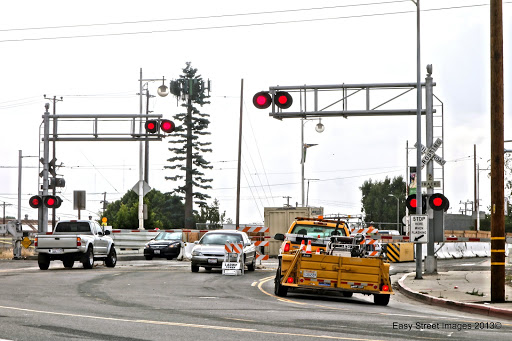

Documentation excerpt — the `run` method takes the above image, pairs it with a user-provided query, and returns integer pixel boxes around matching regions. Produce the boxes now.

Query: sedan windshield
[291,223,348,238]
[155,232,182,241]
[200,233,242,245]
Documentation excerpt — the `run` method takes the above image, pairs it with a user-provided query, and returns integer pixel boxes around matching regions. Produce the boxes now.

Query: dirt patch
[0,248,35,259]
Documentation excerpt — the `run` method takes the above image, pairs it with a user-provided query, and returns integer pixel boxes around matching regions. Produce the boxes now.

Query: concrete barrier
[469,242,487,257]
[444,243,462,259]
[183,242,196,259]
[435,243,451,259]
[461,242,476,258]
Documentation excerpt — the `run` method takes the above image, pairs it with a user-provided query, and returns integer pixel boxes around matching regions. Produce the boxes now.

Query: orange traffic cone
[300,239,305,252]
[305,240,312,254]
[315,248,321,255]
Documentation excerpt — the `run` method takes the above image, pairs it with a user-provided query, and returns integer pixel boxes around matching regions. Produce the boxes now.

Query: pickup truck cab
[274,216,351,255]
[35,220,117,270]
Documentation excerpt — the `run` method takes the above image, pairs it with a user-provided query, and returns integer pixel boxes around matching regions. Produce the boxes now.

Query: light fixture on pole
[157,77,169,97]
[315,119,325,133]
[388,194,400,234]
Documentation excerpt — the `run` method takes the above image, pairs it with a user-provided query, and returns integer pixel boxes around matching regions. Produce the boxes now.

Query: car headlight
[169,244,178,248]
[192,250,202,256]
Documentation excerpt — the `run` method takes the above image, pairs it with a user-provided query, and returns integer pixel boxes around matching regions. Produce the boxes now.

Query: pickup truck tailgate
[37,235,78,249]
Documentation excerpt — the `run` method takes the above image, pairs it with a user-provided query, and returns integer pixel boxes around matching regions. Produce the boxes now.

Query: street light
[388,194,400,234]
[301,118,323,206]
[157,77,169,97]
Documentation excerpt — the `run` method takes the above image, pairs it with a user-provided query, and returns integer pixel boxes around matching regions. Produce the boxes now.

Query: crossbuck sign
[415,138,446,169]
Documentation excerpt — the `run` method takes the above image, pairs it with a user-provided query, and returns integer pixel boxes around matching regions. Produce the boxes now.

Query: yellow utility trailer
[274,216,393,306]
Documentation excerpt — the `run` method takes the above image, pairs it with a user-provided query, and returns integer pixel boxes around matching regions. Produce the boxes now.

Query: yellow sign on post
[21,237,32,249]
[101,217,107,226]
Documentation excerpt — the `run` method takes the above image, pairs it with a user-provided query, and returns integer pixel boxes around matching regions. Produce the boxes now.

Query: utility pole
[490,0,505,303]
[2,202,12,224]
[474,144,477,230]
[235,79,244,229]
[283,196,292,207]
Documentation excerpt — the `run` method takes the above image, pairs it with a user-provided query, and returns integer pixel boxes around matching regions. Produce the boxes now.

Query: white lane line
[0,304,382,341]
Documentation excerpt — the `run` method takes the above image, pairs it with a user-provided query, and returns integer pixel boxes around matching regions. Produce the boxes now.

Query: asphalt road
[0,258,510,341]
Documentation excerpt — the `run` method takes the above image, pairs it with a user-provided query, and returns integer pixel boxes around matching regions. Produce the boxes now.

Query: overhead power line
[0,1,410,32]
[0,2,509,43]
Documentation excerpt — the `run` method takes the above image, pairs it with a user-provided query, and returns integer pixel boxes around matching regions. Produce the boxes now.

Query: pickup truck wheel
[191,264,199,272]
[38,253,50,270]
[374,294,390,306]
[82,247,94,269]
[342,292,353,298]
[105,247,117,268]
[63,259,74,268]
[274,268,288,297]
[144,255,153,260]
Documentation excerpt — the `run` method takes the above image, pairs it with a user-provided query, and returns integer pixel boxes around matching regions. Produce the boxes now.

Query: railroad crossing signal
[29,195,62,209]
[253,91,293,110]
[145,119,176,134]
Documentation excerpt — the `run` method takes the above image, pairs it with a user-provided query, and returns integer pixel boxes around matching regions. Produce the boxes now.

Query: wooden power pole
[490,0,505,303]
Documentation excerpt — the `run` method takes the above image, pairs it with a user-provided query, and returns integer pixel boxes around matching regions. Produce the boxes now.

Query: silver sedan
[190,230,256,272]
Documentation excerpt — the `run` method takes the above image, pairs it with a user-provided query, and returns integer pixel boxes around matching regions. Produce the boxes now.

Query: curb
[397,273,512,321]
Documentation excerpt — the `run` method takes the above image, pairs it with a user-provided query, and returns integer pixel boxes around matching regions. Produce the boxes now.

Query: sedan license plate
[154,250,160,254]
[303,270,317,278]
[208,258,218,264]
[49,248,64,254]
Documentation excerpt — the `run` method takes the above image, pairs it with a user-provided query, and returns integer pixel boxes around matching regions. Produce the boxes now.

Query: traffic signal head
[429,193,449,211]
[406,194,427,213]
[145,120,158,133]
[253,91,272,109]
[160,119,175,133]
[275,91,293,109]
[44,195,62,209]
[29,195,43,208]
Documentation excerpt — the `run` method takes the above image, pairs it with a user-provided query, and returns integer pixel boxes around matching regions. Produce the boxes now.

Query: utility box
[264,206,323,256]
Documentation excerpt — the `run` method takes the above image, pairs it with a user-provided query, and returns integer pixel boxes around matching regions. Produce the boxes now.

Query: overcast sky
[0,0,510,226]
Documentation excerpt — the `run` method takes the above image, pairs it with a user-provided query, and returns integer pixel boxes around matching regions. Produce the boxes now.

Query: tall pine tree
[165,62,212,228]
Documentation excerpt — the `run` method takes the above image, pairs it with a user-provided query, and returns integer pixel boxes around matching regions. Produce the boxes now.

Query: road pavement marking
[0,304,382,341]
[257,277,348,311]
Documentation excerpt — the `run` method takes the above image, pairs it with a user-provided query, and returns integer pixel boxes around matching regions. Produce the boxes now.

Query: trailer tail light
[77,237,82,246]
[34,237,38,247]
[382,285,389,292]
[283,243,290,253]
[287,277,294,284]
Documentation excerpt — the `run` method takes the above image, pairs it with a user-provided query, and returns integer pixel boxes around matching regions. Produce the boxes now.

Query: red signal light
[287,277,294,283]
[145,120,158,133]
[44,195,62,209]
[406,194,426,213]
[253,91,272,109]
[382,285,389,292]
[160,119,175,133]
[29,195,43,208]
[275,91,293,109]
[429,193,448,211]
[283,243,290,253]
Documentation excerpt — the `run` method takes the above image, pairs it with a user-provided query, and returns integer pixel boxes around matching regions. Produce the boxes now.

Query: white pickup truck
[35,220,117,270]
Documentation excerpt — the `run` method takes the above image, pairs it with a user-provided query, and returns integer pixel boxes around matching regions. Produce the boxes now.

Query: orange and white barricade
[223,242,244,276]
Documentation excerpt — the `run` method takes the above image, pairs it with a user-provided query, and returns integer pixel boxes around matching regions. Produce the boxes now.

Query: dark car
[144,231,183,260]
